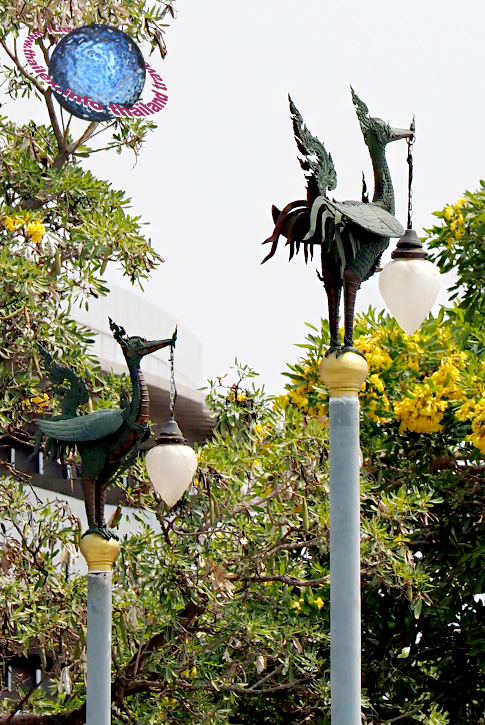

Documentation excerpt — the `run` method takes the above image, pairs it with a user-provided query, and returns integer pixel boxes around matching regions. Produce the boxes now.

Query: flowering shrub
[282,307,485,458]
[426,182,485,319]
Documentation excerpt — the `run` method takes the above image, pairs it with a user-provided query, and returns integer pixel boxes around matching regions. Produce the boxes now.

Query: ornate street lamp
[262,90,418,725]
[379,134,441,333]
[33,322,177,725]
[145,335,198,507]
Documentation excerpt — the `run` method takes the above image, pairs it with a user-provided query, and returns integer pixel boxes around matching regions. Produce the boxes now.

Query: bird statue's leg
[81,474,98,533]
[80,473,118,541]
[94,476,119,541]
[339,267,366,359]
[318,260,342,355]
[324,279,342,355]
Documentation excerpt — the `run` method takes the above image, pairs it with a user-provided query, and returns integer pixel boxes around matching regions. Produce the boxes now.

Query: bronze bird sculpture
[34,320,176,540]
[262,89,414,355]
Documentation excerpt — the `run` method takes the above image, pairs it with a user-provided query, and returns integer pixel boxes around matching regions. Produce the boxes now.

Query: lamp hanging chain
[407,132,415,230]
[169,342,177,420]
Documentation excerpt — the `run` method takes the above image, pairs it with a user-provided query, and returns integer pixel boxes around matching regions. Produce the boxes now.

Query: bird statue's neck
[127,358,150,425]
[367,136,395,215]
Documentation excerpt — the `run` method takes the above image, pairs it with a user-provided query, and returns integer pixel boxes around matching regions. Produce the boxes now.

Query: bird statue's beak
[140,329,177,357]
[389,126,414,143]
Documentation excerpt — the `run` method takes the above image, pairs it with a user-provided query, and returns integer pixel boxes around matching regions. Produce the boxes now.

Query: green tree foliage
[426,188,485,320]
[0,224,484,723]
[0,1,485,720]
[0,0,173,440]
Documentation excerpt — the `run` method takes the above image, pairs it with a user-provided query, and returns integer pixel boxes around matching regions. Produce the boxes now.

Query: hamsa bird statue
[33,321,176,540]
[262,89,414,356]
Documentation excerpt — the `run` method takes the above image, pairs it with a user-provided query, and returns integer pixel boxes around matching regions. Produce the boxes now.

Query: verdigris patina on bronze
[262,89,414,355]
[33,321,175,540]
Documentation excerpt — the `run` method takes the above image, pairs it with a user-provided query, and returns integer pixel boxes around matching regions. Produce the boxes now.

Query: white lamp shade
[146,444,198,508]
[379,258,441,335]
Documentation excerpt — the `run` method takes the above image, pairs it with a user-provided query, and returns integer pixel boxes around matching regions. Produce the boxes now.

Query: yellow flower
[236,393,246,402]
[276,394,290,410]
[288,390,309,409]
[369,374,385,393]
[444,205,454,221]
[407,355,421,372]
[21,392,50,412]
[457,399,476,422]
[25,220,45,243]
[314,597,324,610]
[354,335,391,370]
[4,216,23,231]
[394,386,446,434]
[462,398,485,454]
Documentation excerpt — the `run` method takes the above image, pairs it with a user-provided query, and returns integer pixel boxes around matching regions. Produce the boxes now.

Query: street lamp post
[33,323,195,725]
[261,90,431,723]
[80,535,121,725]
[319,352,368,724]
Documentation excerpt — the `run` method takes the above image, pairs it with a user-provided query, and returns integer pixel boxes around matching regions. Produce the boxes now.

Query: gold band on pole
[80,534,121,572]
[319,351,368,398]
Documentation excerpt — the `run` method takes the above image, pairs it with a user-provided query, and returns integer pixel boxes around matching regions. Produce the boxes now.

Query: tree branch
[0,707,85,725]
[247,574,329,587]
[212,671,317,695]
[381,705,422,723]
[113,601,206,704]
[0,38,45,96]
[67,122,99,156]
[263,536,322,557]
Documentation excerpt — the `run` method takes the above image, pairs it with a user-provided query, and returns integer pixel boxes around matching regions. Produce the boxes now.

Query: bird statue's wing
[328,200,405,238]
[289,95,337,201]
[37,409,124,442]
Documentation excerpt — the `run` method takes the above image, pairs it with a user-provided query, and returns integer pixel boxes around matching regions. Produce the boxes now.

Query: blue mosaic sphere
[48,24,146,122]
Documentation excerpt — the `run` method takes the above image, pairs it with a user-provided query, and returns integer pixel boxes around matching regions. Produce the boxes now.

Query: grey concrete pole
[86,572,113,725]
[80,534,121,725]
[319,352,368,725]
[328,395,361,725]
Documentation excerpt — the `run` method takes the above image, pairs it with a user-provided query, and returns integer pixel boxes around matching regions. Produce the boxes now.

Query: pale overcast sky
[4,0,485,393]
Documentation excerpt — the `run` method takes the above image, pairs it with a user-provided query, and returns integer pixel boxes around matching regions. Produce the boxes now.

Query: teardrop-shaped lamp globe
[379,258,441,335]
[146,444,198,508]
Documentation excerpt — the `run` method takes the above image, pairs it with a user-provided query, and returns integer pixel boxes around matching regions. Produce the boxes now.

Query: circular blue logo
[48,24,146,122]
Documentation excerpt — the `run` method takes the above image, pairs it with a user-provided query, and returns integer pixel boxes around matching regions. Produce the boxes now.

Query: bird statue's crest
[109,319,149,355]
[289,95,337,199]
[109,318,128,345]
[351,87,371,132]
[108,318,176,355]
[351,86,395,146]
